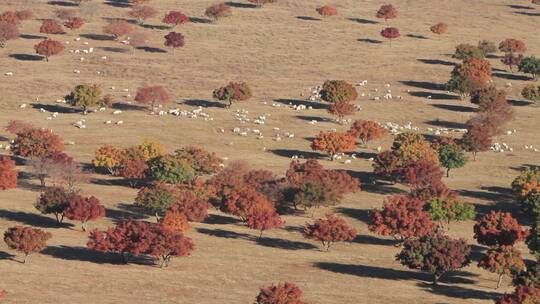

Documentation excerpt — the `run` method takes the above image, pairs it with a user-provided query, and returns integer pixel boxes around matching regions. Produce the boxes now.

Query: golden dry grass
[0,0,539,303]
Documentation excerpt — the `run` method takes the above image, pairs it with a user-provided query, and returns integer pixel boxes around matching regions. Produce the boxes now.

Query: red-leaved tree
[0,22,20,48]
[495,286,540,304]
[163,11,189,28]
[34,39,64,61]
[128,5,157,25]
[134,85,172,110]
[478,246,525,289]
[327,101,356,122]
[303,213,357,251]
[376,4,398,22]
[348,120,388,147]
[147,227,194,267]
[380,27,400,45]
[164,31,185,52]
[64,195,105,231]
[0,156,17,190]
[255,282,306,304]
[395,160,444,190]
[11,127,64,158]
[39,19,65,35]
[205,3,232,22]
[64,17,84,31]
[474,211,529,247]
[369,195,437,242]
[246,205,284,238]
[3,226,52,263]
[168,190,211,222]
[103,20,135,40]
[311,131,356,160]
[316,6,338,17]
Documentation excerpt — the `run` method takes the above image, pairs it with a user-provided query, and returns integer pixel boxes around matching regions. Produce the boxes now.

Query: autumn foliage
[246,205,284,237]
[164,32,185,51]
[348,120,388,147]
[255,282,306,304]
[205,3,232,21]
[495,286,540,304]
[103,20,135,39]
[0,22,20,48]
[35,187,71,223]
[430,23,448,35]
[168,190,211,222]
[474,211,529,247]
[499,38,527,54]
[40,19,65,35]
[128,5,157,24]
[311,131,356,160]
[163,11,189,28]
[478,246,525,288]
[303,214,357,251]
[0,156,17,190]
[159,209,190,233]
[327,101,356,121]
[135,85,172,110]
[3,226,52,263]
[396,233,471,284]
[34,39,64,61]
[11,127,64,158]
[174,146,222,177]
[320,80,358,104]
[316,6,338,17]
[376,4,398,21]
[64,195,105,231]
[369,195,437,241]
[380,27,400,43]
[64,17,84,30]
[213,82,252,107]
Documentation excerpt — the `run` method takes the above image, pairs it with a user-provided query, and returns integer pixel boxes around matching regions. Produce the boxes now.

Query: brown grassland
[0,0,539,303]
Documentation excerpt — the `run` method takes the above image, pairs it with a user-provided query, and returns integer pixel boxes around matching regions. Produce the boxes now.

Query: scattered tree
[501,53,524,73]
[168,190,211,222]
[438,144,467,177]
[376,4,398,22]
[205,3,232,22]
[0,22,20,48]
[3,226,52,263]
[64,195,105,231]
[128,5,157,25]
[327,101,356,122]
[316,6,338,17]
[134,85,172,110]
[246,206,284,238]
[478,40,497,56]
[34,39,64,61]
[348,120,388,147]
[380,27,400,45]
[320,80,358,104]
[453,43,484,60]
[64,17,84,31]
[303,213,357,251]
[11,128,64,158]
[430,22,448,35]
[499,39,527,54]
[522,84,540,103]
[395,160,444,190]
[159,209,190,233]
[39,19,65,35]
[213,82,252,107]
[147,227,194,267]
[174,146,222,177]
[474,211,529,247]
[425,198,475,227]
[255,282,305,304]
[35,186,71,223]
[518,56,540,80]
[93,144,123,174]
[0,156,17,190]
[461,118,493,160]
[148,155,195,184]
[162,11,189,28]
[164,31,185,52]
[103,20,135,40]
[65,84,102,113]
[495,285,540,304]
[478,246,525,288]
[311,131,356,160]
[396,233,471,285]
[135,182,177,220]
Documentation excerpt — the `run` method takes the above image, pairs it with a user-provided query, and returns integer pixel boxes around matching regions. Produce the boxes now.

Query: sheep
[5,72,13,76]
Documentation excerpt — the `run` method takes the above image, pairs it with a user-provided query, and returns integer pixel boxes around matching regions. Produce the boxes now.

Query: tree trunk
[497,274,503,289]
[259,230,264,239]
[82,221,87,232]
[39,176,46,187]
[23,253,29,264]
[433,273,442,285]
[446,168,450,178]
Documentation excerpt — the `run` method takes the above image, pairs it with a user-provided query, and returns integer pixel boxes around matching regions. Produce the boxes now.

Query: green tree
[519,56,540,80]
[425,198,476,227]
[522,84,540,103]
[148,155,195,184]
[65,84,102,113]
[438,144,467,177]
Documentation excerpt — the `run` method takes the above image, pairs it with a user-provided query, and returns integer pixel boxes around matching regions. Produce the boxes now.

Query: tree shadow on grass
[190,17,213,24]
[225,1,258,8]
[106,204,146,223]
[417,58,456,66]
[204,214,241,225]
[400,80,445,91]
[493,72,531,81]
[98,46,129,53]
[347,17,378,24]
[431,103,475,112]
[508,99,533,106]
[270,149,325,160]
[358,38,382,44]
[508,4,534,9]
[352,234,398,246]
[416,282,500,300]
[256,237,318,250]
[425,119,466,129]
[183,99,225,108]
[111,102,147,111]
[295,115,330,123]
[196,227,252,239]
[47,0,77,6]
[41,246,155,265]
[406,34,429,40]
[104,0,131,8]
[136,46,167,53]
[140,24,170,30]
[79,33,115,41]
[315,262,430,281]
[0,251,15,261]
[0,210,73,229]
[274,98,327,110]
[336,207,371,224]
[514,11,540,16]
[8,54,44,61]
[409,91,460,100]
[296,16,321,21]
[31,103,77,114]
[20,34,46,40]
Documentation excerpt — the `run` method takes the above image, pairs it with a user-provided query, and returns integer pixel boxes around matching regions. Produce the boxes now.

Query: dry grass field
[0,0,539,303]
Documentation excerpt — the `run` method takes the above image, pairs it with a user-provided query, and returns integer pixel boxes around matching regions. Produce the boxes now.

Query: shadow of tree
[136,46,167,53]
[295,115,330,123]
[416,282,500,300]
[409,91,460,100]
[104,0,131,8]
[225,1,257,8]
[111,102,147,111]
[0,210,73,229]
[407,34,429,40]
[296,16,321,21]
[274,98,327,110]
[0,251,15,260]
[184,99,225,108]
[348,17,378,24]
[315,262,430,281]
[508,99,533,106]
[514,11,540,16]
[270,149,324,160]
[190,17,213,24]
[358,38,382,44]
[352,234,398,246]
[493,72,531,81]
[98,46,129,53]
[256,237,318,250]
[337,207,371,224]
[41,246,155,265]
[140,24,170,30]
[31,103,77,114]
[425,119,466,129]
[79,33,115,41]
[20,34,46,40]
[400,80,445,91]
[47,0,77,6]
[508,4,534,9]
[196,227,252,240]
[8,54,44,61]
[417,58,456,66]
[204,214,241,225]
[431,103,475,112]
[106,204,146,223]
